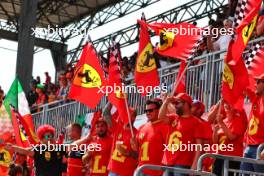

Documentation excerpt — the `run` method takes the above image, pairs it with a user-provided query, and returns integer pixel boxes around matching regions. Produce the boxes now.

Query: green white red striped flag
[3,78,39,146]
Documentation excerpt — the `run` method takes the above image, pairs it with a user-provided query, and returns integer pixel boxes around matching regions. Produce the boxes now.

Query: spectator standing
[82,118,113,176]
[57,76,70,101]
[44,72,51,86]
[27,83,38,107]
[240,74,264,174]
[158,93,203,176]
[131,98,168,176]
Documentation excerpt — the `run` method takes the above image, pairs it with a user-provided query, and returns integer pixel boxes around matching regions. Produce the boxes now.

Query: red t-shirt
[217,111,247,156]
[162,114,203,166]
[136,120,168,175]
[89,135,113,176]
[245,92,264,145]
[198,118,212,140]
[108,123,138,176]
[36,94,46,105]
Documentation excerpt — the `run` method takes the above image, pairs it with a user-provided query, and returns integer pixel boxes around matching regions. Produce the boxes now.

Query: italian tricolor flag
[3,78,39,147]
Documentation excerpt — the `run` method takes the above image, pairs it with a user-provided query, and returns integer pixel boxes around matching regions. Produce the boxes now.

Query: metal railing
[197,153,264,176]
[133,164,216,176]
[32,37,264,131]
[257,143,264,160]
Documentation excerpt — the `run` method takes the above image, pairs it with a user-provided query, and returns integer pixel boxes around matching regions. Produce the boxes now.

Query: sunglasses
[43,134,54,140]
[145,108,157,113]
[257,80,264,84]
[172,100,185,106]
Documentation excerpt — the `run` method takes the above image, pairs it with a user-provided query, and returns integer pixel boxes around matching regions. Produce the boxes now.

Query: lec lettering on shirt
[167,131,182,152]
[93,155,106,173]
[140,142,150,161]
[112,145,127,162]
[219,135,227,151]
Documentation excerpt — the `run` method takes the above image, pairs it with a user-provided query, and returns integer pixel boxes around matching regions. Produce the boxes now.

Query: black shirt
[34,148,66,176]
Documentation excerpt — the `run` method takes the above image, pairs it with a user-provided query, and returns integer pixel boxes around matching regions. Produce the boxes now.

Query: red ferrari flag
[222,40,249,110]
[229,0,262,65]
[135,20,160,96]
[10,107,30,147]
[146,22,202,60]
[245,44,264,92]
[68,42,106,109]
[90,110,102,136]
[107,52,129,125]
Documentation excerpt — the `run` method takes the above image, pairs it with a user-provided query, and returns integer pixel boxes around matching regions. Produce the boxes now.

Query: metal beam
[64,0,161,40]
[67,0,228,62]
[0,29,67,50]
[16,0,37,93]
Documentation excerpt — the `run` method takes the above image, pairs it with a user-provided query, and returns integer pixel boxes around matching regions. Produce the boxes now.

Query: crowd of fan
[1,2,264,113]
[2,2,264,176]
[4,73,264,176]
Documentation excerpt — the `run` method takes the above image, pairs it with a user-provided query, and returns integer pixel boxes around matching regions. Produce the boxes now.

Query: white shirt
[213,35,232,51]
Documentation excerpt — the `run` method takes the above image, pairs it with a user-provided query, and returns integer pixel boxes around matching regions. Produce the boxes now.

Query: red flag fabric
[14,110,39,145]
[107,54,129,125]
[135,20,160,96]
[247,47,264,92]
[146,22,202,60]
[68,42,106,109]
[11,109,30,147]
[90,110,102,136]
[222,40,249,110]
[175,60,187,94]
[229,0,262,65]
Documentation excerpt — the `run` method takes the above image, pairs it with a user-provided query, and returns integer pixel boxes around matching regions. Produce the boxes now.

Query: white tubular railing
[257,143,264,160]
[133,164,216,176]
[197,153,264,176]
[32,37,264,130]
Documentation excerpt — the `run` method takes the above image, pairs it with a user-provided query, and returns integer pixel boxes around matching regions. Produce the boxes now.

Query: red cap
[254,73,264,80]
[95,118,108,126]
[192,100,205,114]
[175,93,193,105]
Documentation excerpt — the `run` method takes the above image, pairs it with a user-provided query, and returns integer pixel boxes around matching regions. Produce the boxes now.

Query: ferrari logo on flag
[242,15,258,45]
[0,148,11,167]
[73,64,102,88]
[223,63,234,89]
[158,30,175,51]
[20,129,27,141]
[136,43,156,72]
[115,90,127,99]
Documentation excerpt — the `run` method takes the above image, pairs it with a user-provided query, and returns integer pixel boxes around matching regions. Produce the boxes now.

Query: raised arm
[158,96,176,123]
[102,102,113,127]
[207,100,222,124]
[5,143,34,157]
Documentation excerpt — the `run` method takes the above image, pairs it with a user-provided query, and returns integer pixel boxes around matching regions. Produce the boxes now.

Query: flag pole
[171,59,192,96]
[170,36,203,96]
[110,37,134,137]
[124,94,135,137]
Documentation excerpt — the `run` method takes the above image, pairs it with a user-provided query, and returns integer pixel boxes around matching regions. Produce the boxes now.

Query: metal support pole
[16,0,37,93]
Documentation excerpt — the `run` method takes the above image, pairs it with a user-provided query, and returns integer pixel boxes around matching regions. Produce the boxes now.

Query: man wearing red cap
[159,93,203,176]
[103,103,138,176]
[82,118,113,176]
[240,73,264,173]
[130,98,168,176]
[191,100,213,172]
